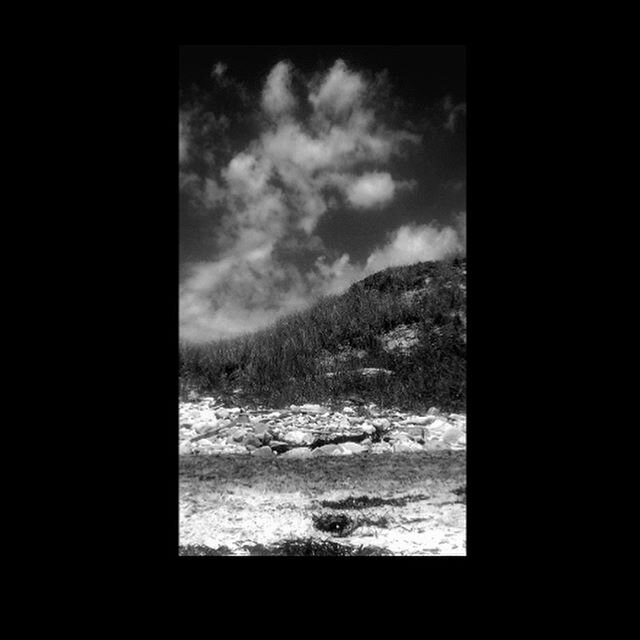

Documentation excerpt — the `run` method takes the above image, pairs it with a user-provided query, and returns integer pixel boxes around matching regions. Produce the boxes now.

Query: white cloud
[212,61,227,78]
[345,172,396,208]
[365,223,463,273]
[309,59,365,117]
[311,219,465,299]
[262,61,296,118]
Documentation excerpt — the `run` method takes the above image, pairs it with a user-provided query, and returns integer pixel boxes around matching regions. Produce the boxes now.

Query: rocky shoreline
[179,398,466,458]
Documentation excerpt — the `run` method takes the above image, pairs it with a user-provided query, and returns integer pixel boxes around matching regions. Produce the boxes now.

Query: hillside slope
[179,257,466,412]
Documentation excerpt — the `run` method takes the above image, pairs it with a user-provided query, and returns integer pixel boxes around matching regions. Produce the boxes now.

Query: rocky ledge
[179,399,466,458]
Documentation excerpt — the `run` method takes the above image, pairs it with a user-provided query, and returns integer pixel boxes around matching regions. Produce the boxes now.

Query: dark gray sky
[179,45,466,342]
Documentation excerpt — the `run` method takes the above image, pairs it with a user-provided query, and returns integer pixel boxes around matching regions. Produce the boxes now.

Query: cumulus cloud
[345,172,395,208]
[179,59,462,343]
[309,59,365,117]
[212,61,227,78]
[262,61,296,118]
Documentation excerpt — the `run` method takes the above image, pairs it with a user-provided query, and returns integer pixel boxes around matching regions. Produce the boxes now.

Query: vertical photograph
[179,45,466,556]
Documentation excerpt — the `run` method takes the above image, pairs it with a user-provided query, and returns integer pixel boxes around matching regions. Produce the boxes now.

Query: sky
[179,45,466,343]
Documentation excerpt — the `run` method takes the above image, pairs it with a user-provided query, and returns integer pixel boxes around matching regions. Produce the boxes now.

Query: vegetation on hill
[179,257,466,412]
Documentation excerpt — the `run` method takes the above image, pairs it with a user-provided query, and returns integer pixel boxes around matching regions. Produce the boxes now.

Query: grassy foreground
[179,257,466,412]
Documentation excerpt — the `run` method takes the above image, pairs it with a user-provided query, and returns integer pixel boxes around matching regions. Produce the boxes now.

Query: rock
[405,416,431,426]
[311,444,341,457]
[342,406,356,415]
[423,440,447,451]
[361,423,376,435]
[427,407,439,415]
[393,440,424,453]
[194,420,218,434]
[370,442,393,454]
[242,435,263,449]
[371,418,391,431]
[339,442,367,454]
[429,418,452,432]
[283,430,315,446]
[297,403,327,414]
[215,408,229,419]
[279,447,313,459]
[252,422,271,435]
[398,426,425,439]
[251,446,275,458]
[236,414,250,425]
[196,438,214,448]
[442,426,464,445]
[347,416,365,425]
[268,440,291,454]
[179,441,192,455]
[227,428,249,443]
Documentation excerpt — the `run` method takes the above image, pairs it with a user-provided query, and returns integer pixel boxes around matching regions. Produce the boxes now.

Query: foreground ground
[179,398,466,556]
[179,450,466,556]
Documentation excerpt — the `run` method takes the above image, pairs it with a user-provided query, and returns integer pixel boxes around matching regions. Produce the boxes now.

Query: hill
[179,256,466,412]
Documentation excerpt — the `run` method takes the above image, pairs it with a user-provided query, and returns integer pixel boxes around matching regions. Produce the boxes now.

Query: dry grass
[179,257,466,412]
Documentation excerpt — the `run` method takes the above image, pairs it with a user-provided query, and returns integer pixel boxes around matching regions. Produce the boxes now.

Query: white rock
[179,442,192,455]
[279,447,313,459]
[194,420,218,434]
[283,430,315,446]
[428,418,452,432]
[393,440,424,453]
[442,426,464,445]
[343,406,356,415]
[371,418,391,431]
[339,442,367,454]
[370,442,393,454]
[298,403,327,414]
[251,446,275,458]
[405,416,431,426]
[361,423,376,435]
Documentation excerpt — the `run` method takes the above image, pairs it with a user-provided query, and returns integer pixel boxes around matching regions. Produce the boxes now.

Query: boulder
[242,435,263,449]
[297,403,327,414]
[361,422,376,435]
[369,442,393,454]
[283,430,315,446]
[371,418,391,431]
[311,444,341,457]
[279,447,313,460]
[442,426,464,445]
[268,440,291,454]
[179,441,192,455]
[339,442,367,454]
[251,446,275,458]
[428,418,452,432]
[399,426,425,439]
[393,440,424,453]
[194,420,218,434]
[404,415,439,426]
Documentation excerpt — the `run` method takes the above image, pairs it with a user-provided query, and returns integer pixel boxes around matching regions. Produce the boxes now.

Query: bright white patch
[309,59,365,116]
[262,61,296,117]
[346,172,395,208]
